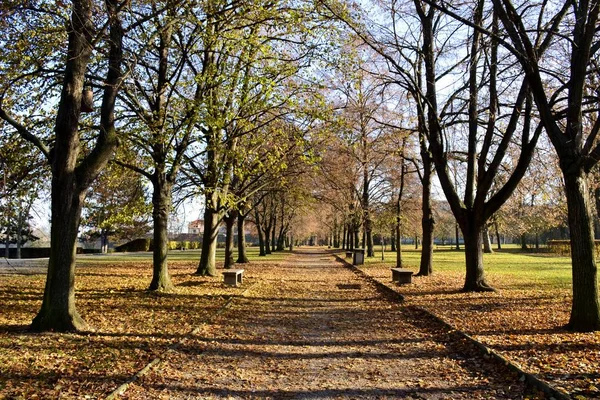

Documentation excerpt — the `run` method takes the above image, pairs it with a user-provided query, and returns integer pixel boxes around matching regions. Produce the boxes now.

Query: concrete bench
[391,268,413,284]
[223,269,244,286]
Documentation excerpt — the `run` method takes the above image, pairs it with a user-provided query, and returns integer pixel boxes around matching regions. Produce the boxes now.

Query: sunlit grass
[360,243,573,289]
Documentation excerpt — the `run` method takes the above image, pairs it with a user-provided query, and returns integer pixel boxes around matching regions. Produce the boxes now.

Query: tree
[486,0,600,331]
[185,0,327,276]
[0,0,125,331]
[329,0,544,290]
[117,0,195,292]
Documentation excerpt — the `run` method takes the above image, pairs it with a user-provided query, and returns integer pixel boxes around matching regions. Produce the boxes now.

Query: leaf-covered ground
[0,257,256,399]
[0,248,565,399]
[359,250,600,400]
[122,249,534,399]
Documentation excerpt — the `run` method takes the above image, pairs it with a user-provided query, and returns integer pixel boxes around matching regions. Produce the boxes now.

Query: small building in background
[188,220,204,234]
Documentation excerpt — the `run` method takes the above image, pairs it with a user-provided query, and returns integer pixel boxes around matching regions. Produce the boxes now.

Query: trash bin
[353,249,365,265]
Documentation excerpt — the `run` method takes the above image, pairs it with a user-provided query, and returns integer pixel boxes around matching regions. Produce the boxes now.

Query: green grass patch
[363,244,573,289]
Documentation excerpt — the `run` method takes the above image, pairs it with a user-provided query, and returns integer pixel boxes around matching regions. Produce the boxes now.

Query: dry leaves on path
[124,250,534,399]
[361,261,600,399]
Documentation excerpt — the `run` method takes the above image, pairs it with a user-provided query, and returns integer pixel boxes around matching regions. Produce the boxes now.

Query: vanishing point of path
[122,249,529,399]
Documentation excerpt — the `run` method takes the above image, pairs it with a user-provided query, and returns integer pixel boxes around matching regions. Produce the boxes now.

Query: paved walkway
[0,257,47,274]
[123,249,528,399]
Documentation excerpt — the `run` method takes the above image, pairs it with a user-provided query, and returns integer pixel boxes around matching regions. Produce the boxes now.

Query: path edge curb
[105,282,259,400]
[333,252,570,400]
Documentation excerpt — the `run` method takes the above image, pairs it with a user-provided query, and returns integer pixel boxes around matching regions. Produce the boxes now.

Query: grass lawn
[369,244,572,288]
[356,244,598,398]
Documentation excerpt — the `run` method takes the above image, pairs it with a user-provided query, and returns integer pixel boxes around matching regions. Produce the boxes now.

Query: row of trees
[1,0,599,333]
[0,0,338,331]
[317,0,600,331]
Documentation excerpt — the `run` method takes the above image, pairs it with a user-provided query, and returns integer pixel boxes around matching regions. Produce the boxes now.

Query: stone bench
[391,268,413,284]
[223,269,244,286]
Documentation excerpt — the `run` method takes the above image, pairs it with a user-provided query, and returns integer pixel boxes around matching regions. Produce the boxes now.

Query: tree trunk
[149,175,174,291]
[224,211,236,269]
[289,232,294,251]
[366,228,374,257]
[391,229,396,252]
[196,204,219,276]
[520,233,528,250]
[271,226,276,252]
[342,223,347,250]
[495,221,502,250]
[100,230,109,254]
[563,168,600,331]
[461,220,494,292]
[483,224,493,254]
[256,211,266,256]
[264,225,271,254]
[236,213,249,263]
[257,228,265,256]
[31,186,88,332]
[276,223,286,251]
[396,220,403,268]
[418,157,434,276]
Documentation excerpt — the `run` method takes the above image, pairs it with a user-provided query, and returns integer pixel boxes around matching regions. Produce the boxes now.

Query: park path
[121,249,528,399]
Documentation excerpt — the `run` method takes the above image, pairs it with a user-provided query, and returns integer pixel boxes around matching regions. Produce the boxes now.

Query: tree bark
[264,225,271,254]
[418,149,434,276]
[149,174,174,291]
[563,168,600,331]
[455,223,460,250]
[483,224,493,254]
[255,209,266,256]
[31,186,88,332]
[495,221,502,250]
[100,230,108,254]
[271,225,276,252]
[461,218,494,292]
[196,204,219,276]
[365,226,374,257]
[236,213,249,263]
